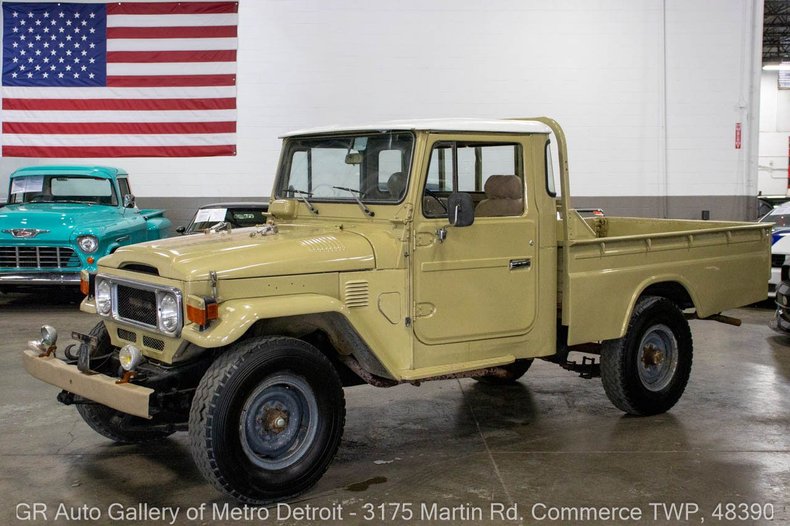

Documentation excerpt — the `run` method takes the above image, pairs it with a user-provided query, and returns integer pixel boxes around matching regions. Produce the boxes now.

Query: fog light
[28,325,58,355]
[118,344,143,372]
[40,325,58,348]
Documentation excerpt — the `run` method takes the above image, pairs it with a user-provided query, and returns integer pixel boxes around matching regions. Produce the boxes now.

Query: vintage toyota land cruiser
[23,118,770,503]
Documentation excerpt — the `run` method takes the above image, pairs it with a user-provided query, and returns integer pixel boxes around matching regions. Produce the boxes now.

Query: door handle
[509,258,531,270]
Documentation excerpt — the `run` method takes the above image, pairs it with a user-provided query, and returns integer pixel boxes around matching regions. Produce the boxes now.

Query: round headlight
[96,279,111,315]
[118,344,143,372]
[77,235,99,254]
[159,293,179,333]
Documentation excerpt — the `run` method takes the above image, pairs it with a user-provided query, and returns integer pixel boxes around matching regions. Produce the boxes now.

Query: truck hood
[0,203,119,241]
[102,225,375,281]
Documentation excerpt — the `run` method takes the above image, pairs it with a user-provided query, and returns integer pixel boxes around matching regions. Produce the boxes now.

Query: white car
[770,236,790,296]
[759,201,790,296]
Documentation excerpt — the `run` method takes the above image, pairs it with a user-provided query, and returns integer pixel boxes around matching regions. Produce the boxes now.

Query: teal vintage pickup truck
[0,166,171,290]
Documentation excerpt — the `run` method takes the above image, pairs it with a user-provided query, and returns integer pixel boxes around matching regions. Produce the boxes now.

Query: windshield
[8,175,117,206]
[275,132,414,204]
[187,206,268,233]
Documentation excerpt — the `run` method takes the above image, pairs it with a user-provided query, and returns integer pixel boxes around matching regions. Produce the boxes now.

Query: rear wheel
[189,336,345,504]
[473,359,533,385]
[601,296,693,415]
[75,322,174,443]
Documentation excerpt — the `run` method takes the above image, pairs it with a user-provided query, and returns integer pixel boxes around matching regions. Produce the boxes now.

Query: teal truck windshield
[8,175,117,206]
[276,132,414,203]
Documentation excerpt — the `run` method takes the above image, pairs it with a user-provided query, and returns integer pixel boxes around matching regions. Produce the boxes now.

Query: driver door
[412,135,538,353]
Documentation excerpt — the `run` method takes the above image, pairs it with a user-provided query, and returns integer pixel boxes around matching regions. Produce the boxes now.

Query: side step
[561,355,600,379]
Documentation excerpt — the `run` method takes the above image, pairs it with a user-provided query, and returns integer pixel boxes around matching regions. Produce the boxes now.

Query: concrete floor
[0,291,788,526]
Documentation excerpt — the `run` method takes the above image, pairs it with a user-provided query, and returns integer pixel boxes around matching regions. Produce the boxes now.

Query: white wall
[0,0,763,214]
[759,70,790,196]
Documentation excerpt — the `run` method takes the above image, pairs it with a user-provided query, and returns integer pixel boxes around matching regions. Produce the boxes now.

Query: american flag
[1,1,237,157]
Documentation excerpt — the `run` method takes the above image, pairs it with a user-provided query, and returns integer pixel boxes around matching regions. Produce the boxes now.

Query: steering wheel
[424,188,448,212]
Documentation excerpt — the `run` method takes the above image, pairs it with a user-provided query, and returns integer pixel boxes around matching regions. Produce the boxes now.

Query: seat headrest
[387,171,407,199]
[484,175,522,199]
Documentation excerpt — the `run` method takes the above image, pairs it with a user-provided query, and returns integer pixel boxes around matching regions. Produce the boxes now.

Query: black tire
[601,296,693,416]
[189,336,345,504]
[473,359,533,384]
[75,322,174,444]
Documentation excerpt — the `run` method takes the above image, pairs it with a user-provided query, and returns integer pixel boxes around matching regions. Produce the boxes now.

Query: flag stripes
[1,1,238,158]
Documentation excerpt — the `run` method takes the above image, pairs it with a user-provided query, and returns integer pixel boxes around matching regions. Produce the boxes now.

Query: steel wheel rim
[636,324,679,392]
[239,374,318,470]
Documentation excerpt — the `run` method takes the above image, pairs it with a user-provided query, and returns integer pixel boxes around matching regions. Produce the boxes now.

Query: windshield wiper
[332,186,374,217]
[289,187,318,215]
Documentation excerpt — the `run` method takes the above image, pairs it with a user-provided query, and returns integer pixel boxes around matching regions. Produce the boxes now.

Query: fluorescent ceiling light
[763,64,790,71]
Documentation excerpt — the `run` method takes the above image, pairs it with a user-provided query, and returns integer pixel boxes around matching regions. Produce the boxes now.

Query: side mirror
[176,226,186,234]
[447,192,475,227]
[123,194,136,208]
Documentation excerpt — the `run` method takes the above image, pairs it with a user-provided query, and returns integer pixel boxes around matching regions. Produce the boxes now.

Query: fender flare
[181,294,349,349]
[617,275,700,339]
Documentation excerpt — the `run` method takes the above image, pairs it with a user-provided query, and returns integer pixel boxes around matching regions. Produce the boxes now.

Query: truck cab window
[118,177,132,199]
[423,142,524,218]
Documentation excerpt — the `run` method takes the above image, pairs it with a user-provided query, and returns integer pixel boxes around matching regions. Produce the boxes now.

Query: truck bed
[559,213,771,345]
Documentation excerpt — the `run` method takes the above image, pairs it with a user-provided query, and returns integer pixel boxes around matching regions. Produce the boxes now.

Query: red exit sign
[735,123,742,149]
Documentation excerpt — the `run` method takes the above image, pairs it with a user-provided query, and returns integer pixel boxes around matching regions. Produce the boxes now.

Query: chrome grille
[0,246,80,269]
[116,285,157,328]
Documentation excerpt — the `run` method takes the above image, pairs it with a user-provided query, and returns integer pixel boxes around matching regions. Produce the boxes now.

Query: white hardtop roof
[281,118,552,137]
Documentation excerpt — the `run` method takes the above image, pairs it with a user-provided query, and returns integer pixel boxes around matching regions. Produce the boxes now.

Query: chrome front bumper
[22,350,153,419]
[0,272,81,285]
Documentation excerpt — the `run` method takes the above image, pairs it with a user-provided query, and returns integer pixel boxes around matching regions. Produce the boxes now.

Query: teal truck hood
[100,226,376,281]
[0,203,122,242]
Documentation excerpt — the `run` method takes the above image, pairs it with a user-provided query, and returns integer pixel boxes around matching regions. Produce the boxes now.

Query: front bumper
[770,281,790,334]
[22,350,153,419]
[0,272,81,285]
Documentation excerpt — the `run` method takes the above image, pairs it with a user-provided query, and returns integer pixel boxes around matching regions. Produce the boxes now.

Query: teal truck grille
[0,246,80,269]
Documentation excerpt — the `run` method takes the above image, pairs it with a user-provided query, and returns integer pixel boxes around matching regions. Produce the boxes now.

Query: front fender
[144,216,172,240]
[180,294,349,348]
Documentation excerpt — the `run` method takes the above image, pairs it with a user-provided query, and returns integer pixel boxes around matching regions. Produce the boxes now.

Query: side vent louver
[344,280,369,308]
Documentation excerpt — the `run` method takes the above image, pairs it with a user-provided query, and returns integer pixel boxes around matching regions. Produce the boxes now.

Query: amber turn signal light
[80,270,90,296]
[186,295,219,327]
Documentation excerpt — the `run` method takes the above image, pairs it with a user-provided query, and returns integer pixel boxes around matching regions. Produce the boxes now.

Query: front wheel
[189,336,345,504]
[601,296,693,416]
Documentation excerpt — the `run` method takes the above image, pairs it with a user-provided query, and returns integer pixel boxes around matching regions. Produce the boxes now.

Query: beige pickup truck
[23,118,770,504]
